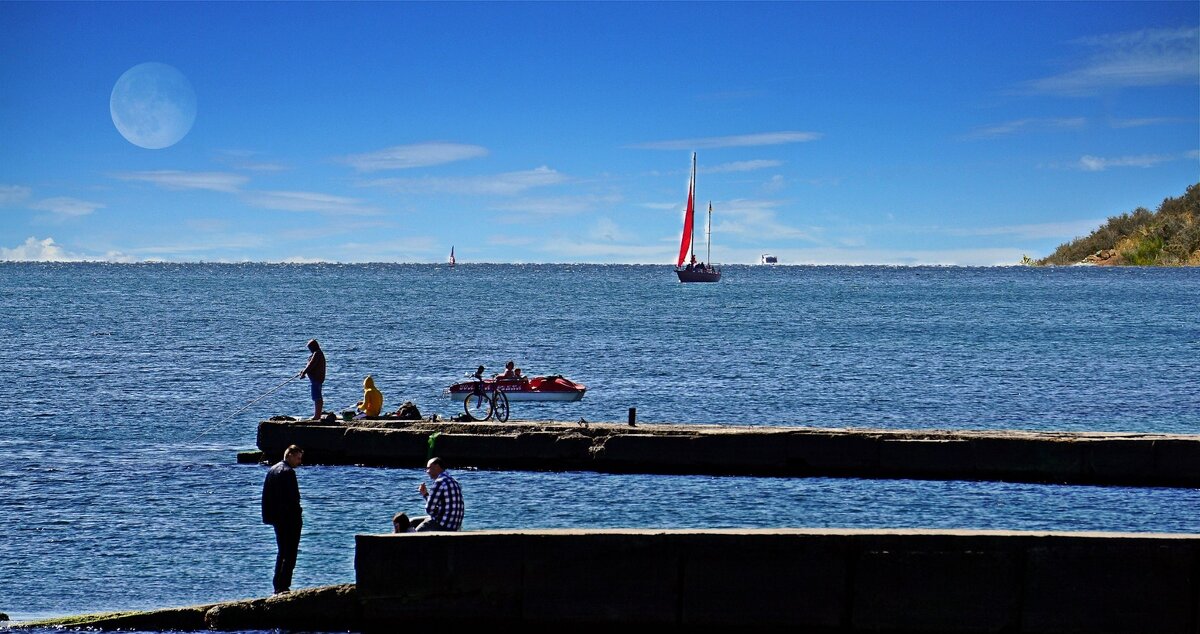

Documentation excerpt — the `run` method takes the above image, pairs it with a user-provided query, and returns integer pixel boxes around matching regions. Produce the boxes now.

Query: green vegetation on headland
[1034,182,1200,266]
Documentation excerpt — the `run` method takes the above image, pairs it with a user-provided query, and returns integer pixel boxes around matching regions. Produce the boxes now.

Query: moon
[110,62,196,149]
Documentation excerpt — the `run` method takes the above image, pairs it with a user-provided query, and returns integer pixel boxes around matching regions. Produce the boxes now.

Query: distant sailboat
[674,152,721,283]
[449,246,455,268]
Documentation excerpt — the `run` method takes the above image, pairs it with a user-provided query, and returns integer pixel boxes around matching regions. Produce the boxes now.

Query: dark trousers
[272,520,301,592]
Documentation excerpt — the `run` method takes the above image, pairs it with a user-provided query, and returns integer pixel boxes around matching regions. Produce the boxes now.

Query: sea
[2,262,1198,623]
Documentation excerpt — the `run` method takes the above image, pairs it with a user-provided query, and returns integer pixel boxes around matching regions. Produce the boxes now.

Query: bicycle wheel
[491,390,510,422]
[463,392,493,422]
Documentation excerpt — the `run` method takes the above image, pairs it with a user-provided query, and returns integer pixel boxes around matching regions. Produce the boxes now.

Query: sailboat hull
[675,268,721,283]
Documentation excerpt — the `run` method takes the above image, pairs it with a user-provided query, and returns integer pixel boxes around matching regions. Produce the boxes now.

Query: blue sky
[1,2,1197,265]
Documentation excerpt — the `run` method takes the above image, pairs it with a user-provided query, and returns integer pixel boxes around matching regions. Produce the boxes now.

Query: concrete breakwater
[256,419,1200,487]
[20,529,1199,632]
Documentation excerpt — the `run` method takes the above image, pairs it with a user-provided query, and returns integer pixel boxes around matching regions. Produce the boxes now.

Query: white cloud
[116,170,248,193]
[1023,27,1199,96]
[1075,151,1194,171]
[710,199,817,241]
[942,219,1105,240]
[703,160,783,173]
[963,117,1086,139]
[0,236,134,262]
[341,142,488,171]
[1108,117,1187,129]
[245,191,382,215]
[717,247,1028,266]
[364,166,567,196]
[29,197,105,217]
[0,185,32,206]
[631,131,822,150]
[587,217,633,242]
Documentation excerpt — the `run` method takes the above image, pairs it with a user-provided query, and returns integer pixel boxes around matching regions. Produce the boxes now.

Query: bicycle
[462,365,510,422]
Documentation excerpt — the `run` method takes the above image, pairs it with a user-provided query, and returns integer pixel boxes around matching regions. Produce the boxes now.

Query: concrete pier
[257,419,1200,487]
[20,529,1200,632]
[357,528,1200,632]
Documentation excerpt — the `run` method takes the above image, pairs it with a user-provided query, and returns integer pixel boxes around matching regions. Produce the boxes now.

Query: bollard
[628,407,636,426]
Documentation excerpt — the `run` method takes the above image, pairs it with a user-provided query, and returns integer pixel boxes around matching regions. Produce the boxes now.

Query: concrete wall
[355,529,1200,632]
[258,420,1200,487]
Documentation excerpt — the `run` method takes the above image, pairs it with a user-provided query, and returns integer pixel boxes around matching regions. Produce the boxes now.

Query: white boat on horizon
[760,254,778,265]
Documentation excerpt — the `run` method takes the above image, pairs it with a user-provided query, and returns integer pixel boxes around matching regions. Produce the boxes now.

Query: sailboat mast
[689,152,697,261]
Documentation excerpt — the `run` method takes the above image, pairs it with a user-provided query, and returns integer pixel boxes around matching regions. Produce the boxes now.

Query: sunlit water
[2,263,1198,622]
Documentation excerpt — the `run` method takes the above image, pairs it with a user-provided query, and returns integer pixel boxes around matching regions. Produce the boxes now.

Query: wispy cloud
[488,193,620,217]
[963,117,1086,139]
[116,170,248,193]
[0,236,134,262]
[30,197,105,217]
[703,160,783,173]
[1075,150,1198,171]
[630,131,821,150]
[941,219,1105,240]
[1022,27,1199,96]
[711,199,817,241]
[1108,117,1189,129]
[0,185,32,206]
[340,142,488,171]
[245,191,382,215]
[363,166,566,196]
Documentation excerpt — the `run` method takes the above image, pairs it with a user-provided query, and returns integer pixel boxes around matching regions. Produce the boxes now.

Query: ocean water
[1,263,1198,623]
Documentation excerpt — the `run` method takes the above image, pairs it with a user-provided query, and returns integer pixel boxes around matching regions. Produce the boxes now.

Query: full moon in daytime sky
[109,62,196,149]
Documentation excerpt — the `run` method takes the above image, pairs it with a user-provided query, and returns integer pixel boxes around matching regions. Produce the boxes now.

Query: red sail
[675,157,696,268]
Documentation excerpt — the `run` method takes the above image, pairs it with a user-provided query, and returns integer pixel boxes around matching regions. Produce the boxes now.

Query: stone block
[678,532,848,628]
[1022,538,1195,633]
[851,546,1020,632]
[1080,438,1155,484]
[1153,439,1200,486]
[521,533,678,625]
[356,533,523,624]
[784,433,880,474]
[343,428,427,466]
[878,439,974,478]
[970,437,1082,482]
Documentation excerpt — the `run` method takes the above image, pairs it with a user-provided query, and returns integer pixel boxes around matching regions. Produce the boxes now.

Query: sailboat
[448,246,455,268]
[674,152,721,283]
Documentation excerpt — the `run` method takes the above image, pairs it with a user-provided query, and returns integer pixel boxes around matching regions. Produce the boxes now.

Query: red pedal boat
[447,375,587,402]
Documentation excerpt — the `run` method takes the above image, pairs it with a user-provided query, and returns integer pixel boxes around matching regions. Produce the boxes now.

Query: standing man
[415,456,464,532]
[262,444,304,594]
[298,339,325,420]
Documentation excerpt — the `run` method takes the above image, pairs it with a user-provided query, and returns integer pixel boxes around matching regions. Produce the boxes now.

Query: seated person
[495,360,517,380]
[513,368,525,381]
[392,512,416,533]
[355,375,384,418]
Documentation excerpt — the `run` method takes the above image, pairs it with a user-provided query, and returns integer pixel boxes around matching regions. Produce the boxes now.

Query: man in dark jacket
[262,445,303,594]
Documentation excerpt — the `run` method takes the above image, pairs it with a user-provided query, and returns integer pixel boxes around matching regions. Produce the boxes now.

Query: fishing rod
[190,375,299,443]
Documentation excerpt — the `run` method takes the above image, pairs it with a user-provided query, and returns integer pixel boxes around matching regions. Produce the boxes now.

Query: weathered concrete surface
[357,529,1200,632]
[9,584,358,631]
[257,418,1200,487]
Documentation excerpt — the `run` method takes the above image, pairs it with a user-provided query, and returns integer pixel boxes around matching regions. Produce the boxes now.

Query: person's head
[392,512,410,533]
[514,368,523,378]
[284,445,304,467]
[425,457,444,478]
[307,339,320,352]
[363,375,375,389]
[505,360,514,370]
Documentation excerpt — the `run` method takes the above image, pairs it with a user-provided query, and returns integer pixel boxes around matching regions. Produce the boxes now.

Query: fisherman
[298,339,326,420]
[261,445,304,594]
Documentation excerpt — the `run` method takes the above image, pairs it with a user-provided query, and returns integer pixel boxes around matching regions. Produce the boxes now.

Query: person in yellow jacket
[355,375,384,418]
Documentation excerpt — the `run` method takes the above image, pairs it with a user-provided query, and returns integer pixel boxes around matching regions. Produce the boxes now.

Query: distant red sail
[675,155,696,268]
